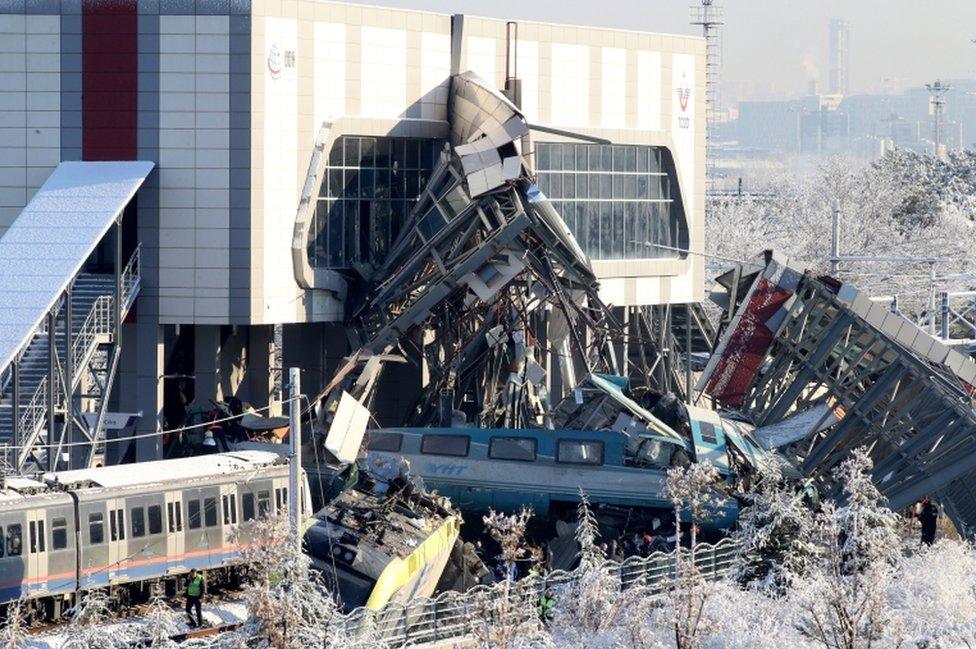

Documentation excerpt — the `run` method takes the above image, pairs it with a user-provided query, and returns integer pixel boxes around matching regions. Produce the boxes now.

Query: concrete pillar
[247,325,276,412]
[194,325,221,406]
[118,320,165,462]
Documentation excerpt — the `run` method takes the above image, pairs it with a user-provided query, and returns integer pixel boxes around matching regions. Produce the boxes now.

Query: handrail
[336,537,740,645]
[120,244,141,313]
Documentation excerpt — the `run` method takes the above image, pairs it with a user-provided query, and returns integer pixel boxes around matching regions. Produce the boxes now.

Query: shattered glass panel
[534,142,687,261]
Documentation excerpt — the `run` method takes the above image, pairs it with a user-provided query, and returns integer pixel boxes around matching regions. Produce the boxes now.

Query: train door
[105,498,126,581]
[273,478,289,518]
[219,484,238,552]
[164,491,185,571]
[25,510,48,592]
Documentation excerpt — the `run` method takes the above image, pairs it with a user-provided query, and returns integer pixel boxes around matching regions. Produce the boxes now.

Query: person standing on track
[185,568,205,627]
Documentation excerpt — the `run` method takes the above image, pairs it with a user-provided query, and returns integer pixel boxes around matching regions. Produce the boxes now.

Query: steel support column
[47,310,56,470]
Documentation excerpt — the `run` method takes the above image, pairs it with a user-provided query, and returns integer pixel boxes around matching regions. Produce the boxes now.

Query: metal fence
[338,537,740,646]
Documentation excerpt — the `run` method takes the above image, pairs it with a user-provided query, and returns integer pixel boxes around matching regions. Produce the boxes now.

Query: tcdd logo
[676,80,691,129]
[267,42,296,80]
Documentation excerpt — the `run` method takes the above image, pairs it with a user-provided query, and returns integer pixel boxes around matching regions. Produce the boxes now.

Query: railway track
[23,588,248,647]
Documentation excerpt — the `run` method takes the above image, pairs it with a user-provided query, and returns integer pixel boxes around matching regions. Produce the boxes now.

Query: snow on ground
[22,598,248,648]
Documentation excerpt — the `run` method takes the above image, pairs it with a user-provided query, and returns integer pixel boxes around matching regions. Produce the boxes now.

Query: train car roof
[0,476,73,504]
[43,450,286,490]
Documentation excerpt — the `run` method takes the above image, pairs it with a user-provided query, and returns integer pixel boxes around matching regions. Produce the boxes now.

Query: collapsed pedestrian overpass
[699,251,976,534]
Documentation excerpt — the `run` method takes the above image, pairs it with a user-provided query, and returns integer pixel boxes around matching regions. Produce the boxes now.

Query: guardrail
[121,244,140,312]
[338,537,739,646]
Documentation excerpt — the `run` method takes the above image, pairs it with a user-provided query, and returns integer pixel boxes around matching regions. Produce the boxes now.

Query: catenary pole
[288,367,302,554]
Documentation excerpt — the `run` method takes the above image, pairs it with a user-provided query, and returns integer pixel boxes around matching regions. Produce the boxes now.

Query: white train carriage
[0,478,77,615]
[0,450,311,620]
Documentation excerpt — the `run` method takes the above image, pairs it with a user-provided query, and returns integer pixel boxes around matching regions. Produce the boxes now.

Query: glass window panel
[557,440,604,465]
[536,144,550,170]
[623,146,637,171]
[588,174,599,198]
[345,202,359,263]
[421,434,470,457]
[562,145,575,171]
[188,500,202,529]
[601,145,612,172]
[624,174,637,199]
[148,505,162,535]
[343,137,359,167]
[600,173,612,199]
[588,203,602,258]
[52,518,67,550]
[612,174,624,199]
[365,431,403,452]
[131,507,146,538]
[489,437,537,462]
[588,146,602,171]
[611,203,625,260]
[576,174,587,200]
[564,173,576,200]
[405,140,420,168]
[612,145,626,171]
[204,497,218,527]
[359,137,375,168]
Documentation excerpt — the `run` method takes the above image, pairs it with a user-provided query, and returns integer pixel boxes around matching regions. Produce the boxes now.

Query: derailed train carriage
[0,450,309,621]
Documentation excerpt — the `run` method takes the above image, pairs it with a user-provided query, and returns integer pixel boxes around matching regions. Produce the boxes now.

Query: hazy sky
[352,0,976,103]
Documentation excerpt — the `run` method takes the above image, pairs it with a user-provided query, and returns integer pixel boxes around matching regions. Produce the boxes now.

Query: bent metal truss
[699,251,976,534]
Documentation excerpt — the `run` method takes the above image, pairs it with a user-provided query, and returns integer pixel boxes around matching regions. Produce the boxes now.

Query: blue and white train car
[0,450,310,620]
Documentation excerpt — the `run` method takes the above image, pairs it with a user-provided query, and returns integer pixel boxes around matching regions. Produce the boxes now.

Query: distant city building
[729,80,976,160]
[828,19,850,95]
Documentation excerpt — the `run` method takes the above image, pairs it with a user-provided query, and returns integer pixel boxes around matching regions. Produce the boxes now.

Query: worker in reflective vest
[185,568,205,627]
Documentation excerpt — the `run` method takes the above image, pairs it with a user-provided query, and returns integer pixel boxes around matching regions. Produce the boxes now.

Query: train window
[275,488,288,512]
[489,437,538,462]
[421,434,470,457]
[167,502,183,532]
[148,505,162,535]
[52,518,67,550]
[6,524,21,556]
[188,500,202,530]
[131,507,146,538]
[242,493,255,521]
[698,422,719,445]
[223,495,238,525]
[110,509,125,541]
[0,526,4,557]
[29,521,38,553]
[204,497,218,527]
[89,513,104,544]
[257,490,271,518]
[365,431,402,452]
[556,439,604,465]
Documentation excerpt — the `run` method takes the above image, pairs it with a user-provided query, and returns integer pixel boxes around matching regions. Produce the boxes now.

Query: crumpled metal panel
[700,253,976,535]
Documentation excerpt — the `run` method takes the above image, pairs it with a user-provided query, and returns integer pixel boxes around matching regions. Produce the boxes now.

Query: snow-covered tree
[0,596,28,649]
[575,488,604,571]
[732,468,820,594]
[60,589,129,649]
[220,514,381,649]
[794,449,903,649]
[663,462,723,649]
[706,151,976,319]
[470,508,545,649]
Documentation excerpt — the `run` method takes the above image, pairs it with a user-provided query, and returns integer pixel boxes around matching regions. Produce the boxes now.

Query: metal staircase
[0,247,140,472]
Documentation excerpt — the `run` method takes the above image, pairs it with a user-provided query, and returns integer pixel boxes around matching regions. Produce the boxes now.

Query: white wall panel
[637,50,662,131]
[420,31,450,121]
[601,47,626,128]
[314,22,346,130]
[361,26,406,118]
[550,43,589,127]
[465,36,496,86]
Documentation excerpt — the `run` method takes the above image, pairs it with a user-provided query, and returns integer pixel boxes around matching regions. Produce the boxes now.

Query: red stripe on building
[82,0,138,161]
